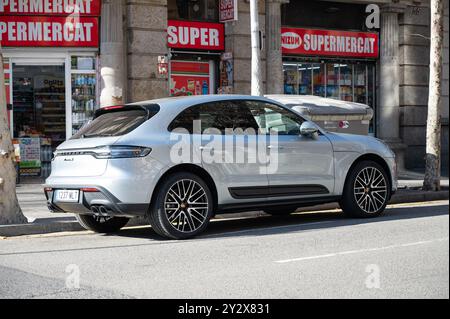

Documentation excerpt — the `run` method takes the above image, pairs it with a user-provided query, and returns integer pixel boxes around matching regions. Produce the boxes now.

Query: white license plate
[55,190,79,202]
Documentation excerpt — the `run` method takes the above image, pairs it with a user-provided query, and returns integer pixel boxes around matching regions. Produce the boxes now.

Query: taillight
[81,188,100,192]
[92,146,152,159]
[54,146,152,159]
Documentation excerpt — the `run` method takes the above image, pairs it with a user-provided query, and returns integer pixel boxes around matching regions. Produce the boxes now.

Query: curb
[389,189,449,204]
[0,220,84,238]
[1,189,448,238]
[0,217,147,238]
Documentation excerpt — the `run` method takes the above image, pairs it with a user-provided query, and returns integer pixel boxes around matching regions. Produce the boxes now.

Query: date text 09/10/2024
[178,303,270,316]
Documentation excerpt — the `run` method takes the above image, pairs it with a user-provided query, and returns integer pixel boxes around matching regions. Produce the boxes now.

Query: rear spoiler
[94,104,160,120]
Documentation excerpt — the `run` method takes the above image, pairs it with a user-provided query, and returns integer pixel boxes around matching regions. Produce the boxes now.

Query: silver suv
[45,95,397,239]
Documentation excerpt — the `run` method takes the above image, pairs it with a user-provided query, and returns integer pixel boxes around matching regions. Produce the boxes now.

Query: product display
[72,74,96,135]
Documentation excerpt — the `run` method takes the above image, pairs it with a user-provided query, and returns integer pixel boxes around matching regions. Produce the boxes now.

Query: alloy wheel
[353,167,388,214]
[164,179,209,233]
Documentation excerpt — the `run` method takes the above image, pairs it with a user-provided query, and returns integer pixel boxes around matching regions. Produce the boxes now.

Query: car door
[245,101,335,198]
[168,101,269,205]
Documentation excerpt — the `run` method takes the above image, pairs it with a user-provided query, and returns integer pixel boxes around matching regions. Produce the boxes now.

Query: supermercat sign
[281,27,379,58]
[0,0,101,47]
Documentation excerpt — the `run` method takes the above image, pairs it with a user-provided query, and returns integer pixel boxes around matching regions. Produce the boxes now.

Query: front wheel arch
[343,154,393,199]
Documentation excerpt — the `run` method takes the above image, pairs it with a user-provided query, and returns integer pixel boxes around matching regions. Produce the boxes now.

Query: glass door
[12,62,65,179]
[12,63,66,148]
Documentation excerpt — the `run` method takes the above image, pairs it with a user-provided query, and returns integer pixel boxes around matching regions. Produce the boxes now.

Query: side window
[228,101,260,133]
[168,106,199,133]
[246,101,304,135]
[168,101,260,134]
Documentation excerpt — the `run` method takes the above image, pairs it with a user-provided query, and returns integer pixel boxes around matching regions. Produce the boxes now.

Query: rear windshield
[71,105,159,139]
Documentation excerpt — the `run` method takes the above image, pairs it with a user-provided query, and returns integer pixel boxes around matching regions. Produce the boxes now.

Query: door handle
[199,146,212,151]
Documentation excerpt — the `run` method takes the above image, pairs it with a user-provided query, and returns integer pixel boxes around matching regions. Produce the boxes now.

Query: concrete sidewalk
[1,174,448,237]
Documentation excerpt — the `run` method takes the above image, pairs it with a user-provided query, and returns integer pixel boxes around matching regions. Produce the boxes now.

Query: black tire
[264,207,297,216]
[148,172,214,239]
[340,160,391,218]
[75,214,129,233]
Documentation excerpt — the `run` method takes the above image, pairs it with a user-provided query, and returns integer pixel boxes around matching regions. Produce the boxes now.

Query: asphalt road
[0,200,448,299]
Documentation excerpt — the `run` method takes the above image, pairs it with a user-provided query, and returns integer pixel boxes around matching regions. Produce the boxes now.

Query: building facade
[125,0,449,171]
[1,0,448,181]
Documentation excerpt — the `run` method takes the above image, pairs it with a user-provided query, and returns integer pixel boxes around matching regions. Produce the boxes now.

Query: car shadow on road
[110,203,449,241]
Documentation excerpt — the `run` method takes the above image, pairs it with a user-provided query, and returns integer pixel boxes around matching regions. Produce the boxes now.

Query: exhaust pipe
[91,205,112,216]
[98,205,109,216]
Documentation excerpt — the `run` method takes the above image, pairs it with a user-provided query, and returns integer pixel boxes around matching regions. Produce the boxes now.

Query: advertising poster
[170,61,210,97]
[18,138,41,176]
[218,52,233,94]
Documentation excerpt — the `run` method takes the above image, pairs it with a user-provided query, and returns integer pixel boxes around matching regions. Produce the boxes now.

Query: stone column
[379,3,406,169]
[265,0,288,94]
[99,0,126,107]
[126,0,168,101]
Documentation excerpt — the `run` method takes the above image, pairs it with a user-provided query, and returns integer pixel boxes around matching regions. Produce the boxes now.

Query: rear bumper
[44,185,148,218]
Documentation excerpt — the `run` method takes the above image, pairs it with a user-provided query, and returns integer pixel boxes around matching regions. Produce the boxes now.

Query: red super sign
[167,20,225,51]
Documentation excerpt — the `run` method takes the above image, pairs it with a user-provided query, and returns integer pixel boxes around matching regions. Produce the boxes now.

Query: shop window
[71,56,95,70]
[354,64,367,104]
[339,64,353,102]
[326,64,339,99]
[282,61,376,106]
[71,56,98,136]
[313,64,326,97]
[298,63,312,95]
[168,0,218,22]
[282,60,377,135]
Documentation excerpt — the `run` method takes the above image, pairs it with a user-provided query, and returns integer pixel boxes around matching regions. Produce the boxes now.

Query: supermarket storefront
[281,27,379,135]
[280,0,380,135]
[1,0,100,180]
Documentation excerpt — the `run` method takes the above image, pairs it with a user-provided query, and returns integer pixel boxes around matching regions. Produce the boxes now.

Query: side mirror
[300,121,319,136]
